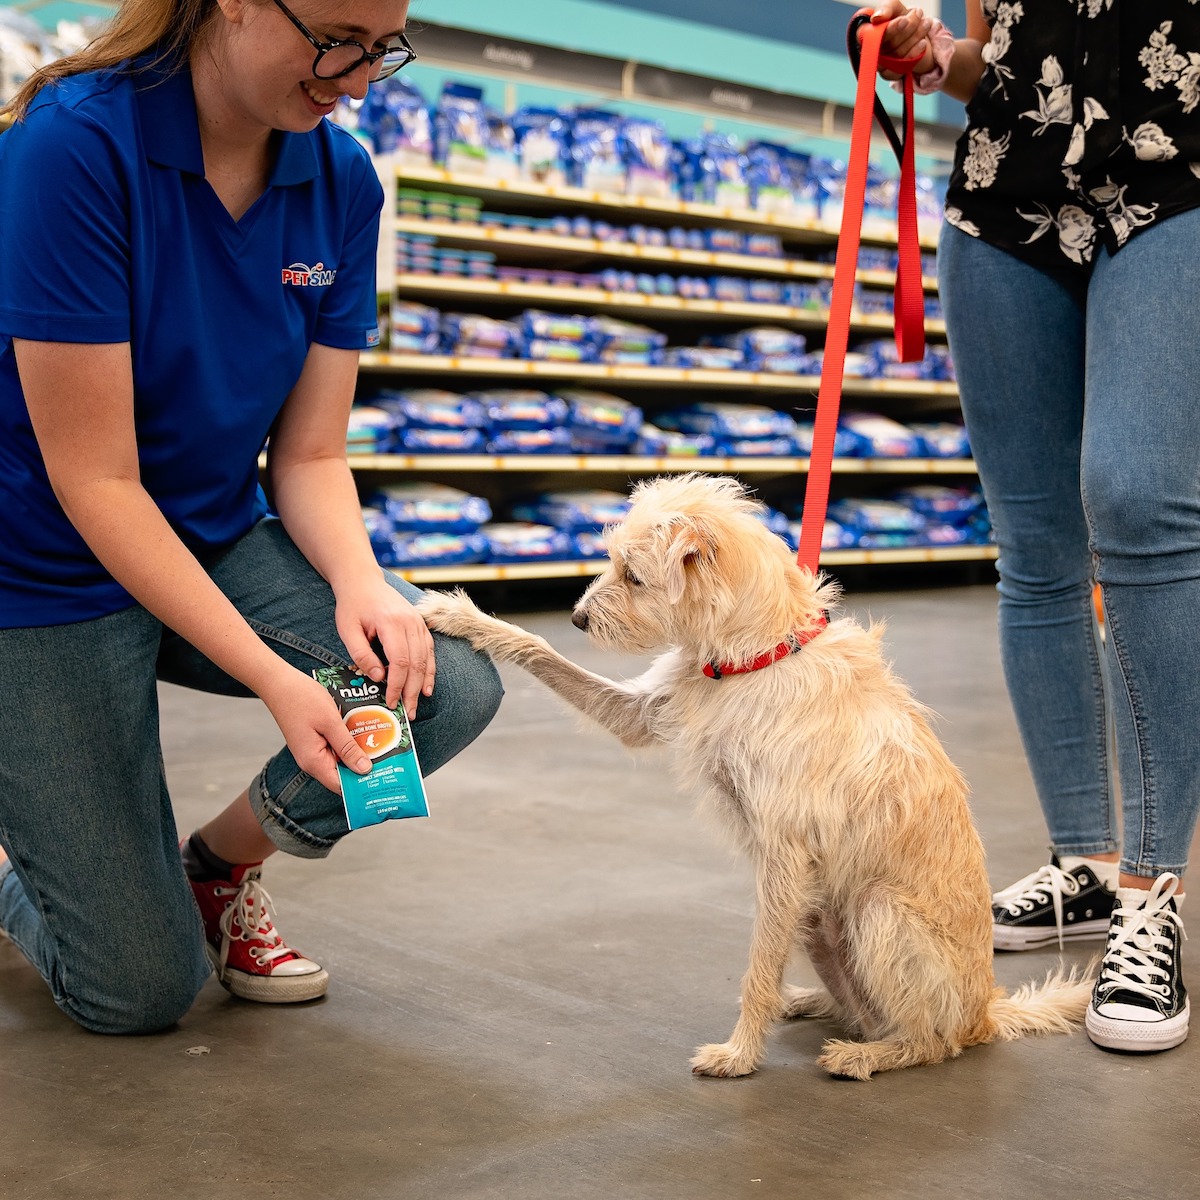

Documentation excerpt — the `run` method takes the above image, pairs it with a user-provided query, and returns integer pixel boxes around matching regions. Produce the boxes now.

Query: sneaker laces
[214,874,300,978]
[1096,874,1187,1006]
[992,860,1084,950]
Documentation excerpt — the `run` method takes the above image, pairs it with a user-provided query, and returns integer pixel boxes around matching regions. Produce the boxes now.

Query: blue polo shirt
[0,53,383,628]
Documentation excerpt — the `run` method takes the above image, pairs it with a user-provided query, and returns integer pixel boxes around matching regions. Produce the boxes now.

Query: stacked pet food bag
[794,417,993,553]
[362,480,635,571]
[336,76,945,232]
[360,478,633,572]
[355,379,640,569]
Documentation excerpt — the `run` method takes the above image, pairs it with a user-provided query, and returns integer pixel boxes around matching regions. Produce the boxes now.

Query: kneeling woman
[0,0,502,1032]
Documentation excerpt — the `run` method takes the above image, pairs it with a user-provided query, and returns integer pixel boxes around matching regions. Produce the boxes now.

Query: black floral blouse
[944,2,1200,273]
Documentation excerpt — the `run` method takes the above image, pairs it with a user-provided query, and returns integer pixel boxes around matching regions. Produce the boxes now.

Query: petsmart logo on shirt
[282,262,337,287]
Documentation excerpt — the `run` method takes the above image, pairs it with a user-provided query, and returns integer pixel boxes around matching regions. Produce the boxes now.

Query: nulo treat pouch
[312,666,429,829]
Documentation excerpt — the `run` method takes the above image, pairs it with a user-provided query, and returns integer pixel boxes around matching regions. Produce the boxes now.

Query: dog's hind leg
[692,850,810,1078]
[814,888,970,1080]
[779,985,840,1021]
[796,911,876,1036]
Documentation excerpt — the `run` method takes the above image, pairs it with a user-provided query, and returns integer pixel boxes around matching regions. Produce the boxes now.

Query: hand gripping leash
[795,11,928,574]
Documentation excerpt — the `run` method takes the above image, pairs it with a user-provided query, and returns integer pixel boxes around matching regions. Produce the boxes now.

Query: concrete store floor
[2,582,1198,1200]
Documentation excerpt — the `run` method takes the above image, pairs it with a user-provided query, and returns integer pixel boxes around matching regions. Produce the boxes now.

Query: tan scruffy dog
[418,474,1093,1080]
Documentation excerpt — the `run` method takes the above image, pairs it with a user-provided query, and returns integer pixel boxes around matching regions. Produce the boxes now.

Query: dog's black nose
[572,609,589,631]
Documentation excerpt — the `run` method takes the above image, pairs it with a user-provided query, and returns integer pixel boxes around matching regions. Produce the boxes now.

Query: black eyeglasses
[273,0,417,80]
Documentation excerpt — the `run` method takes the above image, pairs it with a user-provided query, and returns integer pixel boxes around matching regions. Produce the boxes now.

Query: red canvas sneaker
[188,862,329,1003]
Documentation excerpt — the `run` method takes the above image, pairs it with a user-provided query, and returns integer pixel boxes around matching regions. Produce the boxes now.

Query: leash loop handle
[796,12,927,575]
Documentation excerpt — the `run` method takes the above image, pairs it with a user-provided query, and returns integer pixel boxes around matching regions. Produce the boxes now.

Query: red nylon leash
[796,13,927,575]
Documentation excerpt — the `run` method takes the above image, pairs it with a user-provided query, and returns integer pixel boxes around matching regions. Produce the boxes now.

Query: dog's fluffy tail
[988,963,1096,1041]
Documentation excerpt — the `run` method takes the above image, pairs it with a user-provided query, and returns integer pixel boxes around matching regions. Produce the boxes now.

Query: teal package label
[312,666,430,830]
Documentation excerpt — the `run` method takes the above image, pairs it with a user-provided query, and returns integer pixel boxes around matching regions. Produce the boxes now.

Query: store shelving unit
[377,162,941,249]
[354,157,992,586]
[348,451,976,476]
[388,544,997,585]
[390,217,941,293]
[359,352,960,397]
[388,274,947,336]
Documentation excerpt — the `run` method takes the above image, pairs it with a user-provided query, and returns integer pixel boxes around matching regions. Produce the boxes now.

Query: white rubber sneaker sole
[993,918,1111,951]
[1086,998,1190,1052]
[205,945,330,1004]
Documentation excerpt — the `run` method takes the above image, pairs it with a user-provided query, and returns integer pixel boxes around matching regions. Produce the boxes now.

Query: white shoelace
[992,860,1084,949]
[1096,874,1187,1006]
[214,874,297,977]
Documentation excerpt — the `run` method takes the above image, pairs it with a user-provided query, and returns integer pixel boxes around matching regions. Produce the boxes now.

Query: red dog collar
[702,613,829,680]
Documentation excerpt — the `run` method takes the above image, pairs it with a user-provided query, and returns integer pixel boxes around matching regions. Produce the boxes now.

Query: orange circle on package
[344,705,401,758]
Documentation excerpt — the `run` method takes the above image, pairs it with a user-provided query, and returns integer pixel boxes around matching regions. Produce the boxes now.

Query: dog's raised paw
[690,1042,758,1078]
[416,589,490,641]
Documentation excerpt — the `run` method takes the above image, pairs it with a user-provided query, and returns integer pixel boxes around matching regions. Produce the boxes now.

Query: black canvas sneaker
[1086,874,1188,1053]
[992,854,1118,950]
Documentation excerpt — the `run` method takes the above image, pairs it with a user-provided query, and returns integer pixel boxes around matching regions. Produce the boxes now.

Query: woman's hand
[869,3,936,76]
[334,578,436,720]
[258,664,373,794]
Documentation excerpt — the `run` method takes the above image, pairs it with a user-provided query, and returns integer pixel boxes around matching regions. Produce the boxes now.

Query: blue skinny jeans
[0,518,503,1034]
[939,214,1200,880]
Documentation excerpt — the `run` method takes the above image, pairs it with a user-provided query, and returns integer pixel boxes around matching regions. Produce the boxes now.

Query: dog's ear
[661,516,718,604]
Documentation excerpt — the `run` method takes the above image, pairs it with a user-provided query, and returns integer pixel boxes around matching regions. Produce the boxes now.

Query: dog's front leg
[691,849,809,1079]
[419,589,663,748]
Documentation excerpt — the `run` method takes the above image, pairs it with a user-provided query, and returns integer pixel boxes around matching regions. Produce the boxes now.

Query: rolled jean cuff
[249,767,342,861]
[1053,840,1120,859]
[1121,859,1189,880]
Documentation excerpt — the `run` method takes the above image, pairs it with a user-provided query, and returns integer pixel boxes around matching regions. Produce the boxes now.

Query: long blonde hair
[4,0,218,121]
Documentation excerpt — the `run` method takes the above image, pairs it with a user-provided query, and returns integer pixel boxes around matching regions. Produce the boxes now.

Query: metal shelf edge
[387,545,998,584]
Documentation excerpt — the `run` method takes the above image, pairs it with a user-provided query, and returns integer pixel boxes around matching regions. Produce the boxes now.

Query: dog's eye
[625,568,644,587]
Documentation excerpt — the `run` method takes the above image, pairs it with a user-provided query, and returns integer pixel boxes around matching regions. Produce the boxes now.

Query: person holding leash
[873,1,1197,1053]
[0,0,502,1032]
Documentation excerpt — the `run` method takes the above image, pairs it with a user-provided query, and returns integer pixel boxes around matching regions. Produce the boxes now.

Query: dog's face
[571,474,814,655]
[571,502,717,653]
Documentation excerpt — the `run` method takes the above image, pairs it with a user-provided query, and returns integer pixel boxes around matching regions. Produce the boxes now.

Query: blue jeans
[0,518,503,1034]
[939,214,1200,879]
